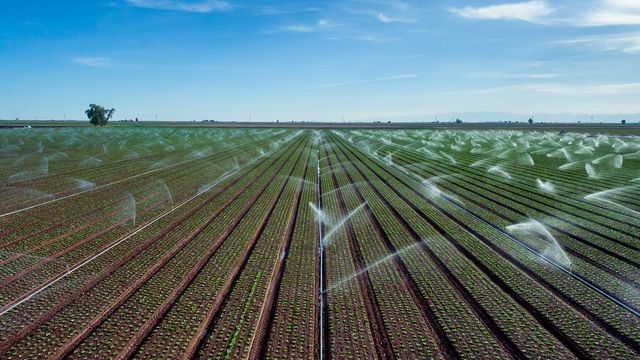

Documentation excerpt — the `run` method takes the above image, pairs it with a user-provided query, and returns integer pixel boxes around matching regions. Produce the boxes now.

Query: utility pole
[155,113,158,122]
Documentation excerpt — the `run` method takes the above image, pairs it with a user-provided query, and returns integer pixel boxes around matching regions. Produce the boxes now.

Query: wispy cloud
[125,0,231,13]
[264,19,339,34]
[450,0,640,26]
[324,33,399,43]
[447,82,640,95]
[72,57,112,67]
[580,0,640,26]
[468,71,562,79]
[359,0,410,12]
[377,13,415,24]
[556,33,640,54]
[278,25,315,33]
[253,5,320,16]
[449,1,553,24]
[304,73,419,90]
[526,83,640,94]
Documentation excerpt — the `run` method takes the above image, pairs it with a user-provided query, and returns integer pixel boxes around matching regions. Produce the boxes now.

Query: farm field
[0,126,638,359]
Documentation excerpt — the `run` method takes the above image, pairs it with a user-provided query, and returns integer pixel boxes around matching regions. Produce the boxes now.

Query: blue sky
[1,0,639,122]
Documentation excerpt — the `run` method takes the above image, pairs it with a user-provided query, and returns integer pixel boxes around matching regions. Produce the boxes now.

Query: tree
[621,119,626,125]
[85,104,115,127]
[455,118,462,124]
[528,118,534,124]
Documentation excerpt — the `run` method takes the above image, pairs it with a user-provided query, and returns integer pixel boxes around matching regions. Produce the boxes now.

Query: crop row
[358,136,639,255]
[193,140,312,359]
[0,134,305,356]
[0,154,255,308]
[0,133,288,272]
[319,141,380,360]
[366,136,640,234]
[65,135,311,359]
[264,142,319,359]
[327,139,559,358]
[329,132,638,358]
[381,129,640,193]
[0,133,282,241]
[0,128,280,191]
[327,150,435,359]
[362,131,640,212]
[114,134,308,359]
[355,137,640,307]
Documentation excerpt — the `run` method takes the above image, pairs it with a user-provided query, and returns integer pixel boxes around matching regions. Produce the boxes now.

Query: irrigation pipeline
[316,145,324,360]
[317,142,326,360]
[331,131,640,319]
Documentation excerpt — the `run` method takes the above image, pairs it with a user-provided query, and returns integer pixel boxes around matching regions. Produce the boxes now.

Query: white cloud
[583,12,640,26]
[377,13,415,24]
[125,0,231,13]
[450,0,640,26]
[72,57,112,67]
[557,33,640,54]
[449,1,553,24]
[581,0,640,26]
[604,0,640,9]
[265,19,339,34]
[378,13,393,23]
[304,74,419,90]
[317,19,338,29]
[280,25,315,33]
